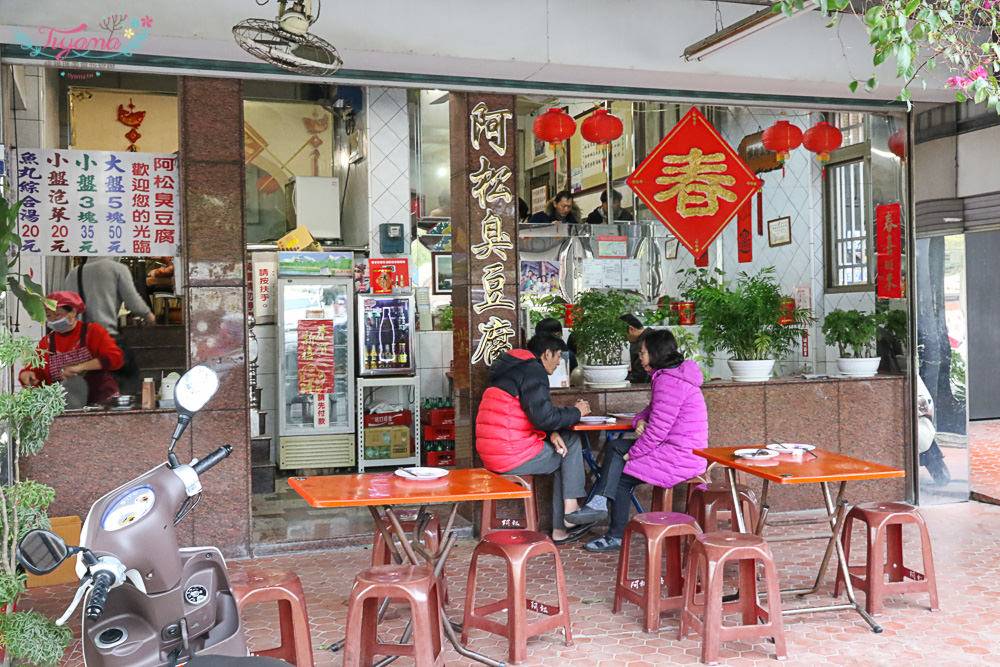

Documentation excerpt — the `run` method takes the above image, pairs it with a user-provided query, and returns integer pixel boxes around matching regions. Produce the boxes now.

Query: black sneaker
[565,506,609,525]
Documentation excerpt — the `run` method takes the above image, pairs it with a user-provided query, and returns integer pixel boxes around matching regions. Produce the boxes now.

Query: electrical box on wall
[379,223,405,254]
[285,176,341,242]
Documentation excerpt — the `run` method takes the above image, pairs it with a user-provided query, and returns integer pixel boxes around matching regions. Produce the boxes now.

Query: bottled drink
[397,342,408,367]
[378,306,396,365]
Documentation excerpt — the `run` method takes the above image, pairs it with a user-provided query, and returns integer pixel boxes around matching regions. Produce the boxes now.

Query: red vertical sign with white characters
[876,203,903,299]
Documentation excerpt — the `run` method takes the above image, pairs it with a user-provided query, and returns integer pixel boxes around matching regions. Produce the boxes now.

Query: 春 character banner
[627,108,762,258]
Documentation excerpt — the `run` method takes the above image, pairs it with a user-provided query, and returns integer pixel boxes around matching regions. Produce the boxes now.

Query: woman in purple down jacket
[568,328,708,552]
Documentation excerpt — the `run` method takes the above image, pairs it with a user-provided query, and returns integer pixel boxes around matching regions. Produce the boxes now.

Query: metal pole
[604,102,614,225]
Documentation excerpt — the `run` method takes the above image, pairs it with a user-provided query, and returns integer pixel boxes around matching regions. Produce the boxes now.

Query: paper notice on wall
[582,259,604,289]
[251,251,278,323]
[621,260,641,290]
[602,259,622,287]
[314,394,329,428]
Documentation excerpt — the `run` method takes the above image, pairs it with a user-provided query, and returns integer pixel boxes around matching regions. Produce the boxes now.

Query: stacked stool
[230,568,315,667]
[370,512,447,603]
[688,481,760,533]
[343,564,445,667]
[613,511,701,632]
[462,530,572,664]
[834,501,939,615]
[479,475,538,536]
[679,532,786,665]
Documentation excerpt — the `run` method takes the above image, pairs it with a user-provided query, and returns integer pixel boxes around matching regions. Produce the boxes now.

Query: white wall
[913,136,957,201]
[956,126,1000,199]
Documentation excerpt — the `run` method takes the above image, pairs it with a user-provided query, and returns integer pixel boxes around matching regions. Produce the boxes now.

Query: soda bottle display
[378,306,396,365]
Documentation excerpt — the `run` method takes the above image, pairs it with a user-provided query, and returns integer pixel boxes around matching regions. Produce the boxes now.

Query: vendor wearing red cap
[19,291,124,405]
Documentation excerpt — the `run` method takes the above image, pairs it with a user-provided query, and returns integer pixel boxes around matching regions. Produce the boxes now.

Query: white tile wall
[416,330,453,399]
[366,87,411,259]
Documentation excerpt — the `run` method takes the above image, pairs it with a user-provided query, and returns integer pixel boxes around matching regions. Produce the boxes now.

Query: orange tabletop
[572,418,634,432]
[694,447,905,485]
[288,468,532,508]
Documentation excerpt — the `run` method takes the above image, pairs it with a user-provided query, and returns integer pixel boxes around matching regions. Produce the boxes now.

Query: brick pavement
[26,501,1000,666]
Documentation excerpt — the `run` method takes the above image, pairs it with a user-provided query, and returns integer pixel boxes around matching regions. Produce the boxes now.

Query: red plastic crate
[423,424,455,441]
[422,408,455,426]
[424,450,455,467]
[364,410,412,428]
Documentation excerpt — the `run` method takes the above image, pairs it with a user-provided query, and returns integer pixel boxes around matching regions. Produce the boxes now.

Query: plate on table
[394,467,449,481]
[734,448,779,460]
[766,443,816,453]
[609,412,636,420]
[579,416,615,424]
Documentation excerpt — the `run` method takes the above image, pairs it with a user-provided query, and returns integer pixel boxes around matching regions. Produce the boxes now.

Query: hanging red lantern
[761,120,803,165]
[580,108,623,145]
[533,108,576,147]
[802,121,843,163]
[888,127,906,160]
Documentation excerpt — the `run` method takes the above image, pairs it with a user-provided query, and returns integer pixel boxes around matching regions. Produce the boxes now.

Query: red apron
[48,322,120,404]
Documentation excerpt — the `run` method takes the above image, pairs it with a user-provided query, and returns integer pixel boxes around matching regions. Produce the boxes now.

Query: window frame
[824,139,874,293]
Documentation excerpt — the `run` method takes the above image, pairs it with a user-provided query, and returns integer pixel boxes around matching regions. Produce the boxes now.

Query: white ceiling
[0,0,957,104]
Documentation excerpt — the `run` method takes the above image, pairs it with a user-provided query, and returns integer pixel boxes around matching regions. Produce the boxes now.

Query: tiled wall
[366,87,411,259]
[416,330,453,400]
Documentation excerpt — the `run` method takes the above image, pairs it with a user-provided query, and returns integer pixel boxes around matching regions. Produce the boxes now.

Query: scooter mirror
[17,529,69,575]
[174,365,220,416]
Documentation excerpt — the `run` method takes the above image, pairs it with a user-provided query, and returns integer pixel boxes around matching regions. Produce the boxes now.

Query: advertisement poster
[369,258,410,293]
[520,260,560,294]
[15,147,180,256]
[278,251,352,276]
[297,319,335,394]
[597,235,627,258]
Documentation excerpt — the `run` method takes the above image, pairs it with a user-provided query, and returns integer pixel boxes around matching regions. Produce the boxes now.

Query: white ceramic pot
[836,357,881,378]
[581,364,629,386]
[727,359,775,382]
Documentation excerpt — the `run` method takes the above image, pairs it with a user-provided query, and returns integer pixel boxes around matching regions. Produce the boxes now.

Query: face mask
[46,317,73,333]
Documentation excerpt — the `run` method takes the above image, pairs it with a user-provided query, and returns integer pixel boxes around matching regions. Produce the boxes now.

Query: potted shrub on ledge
[680,267,811,382]
[570,289,641,387]
[822,308,887,377]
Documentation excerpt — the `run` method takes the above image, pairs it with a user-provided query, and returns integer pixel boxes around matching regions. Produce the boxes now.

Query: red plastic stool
[462,530,572,664]
[688,482,760,533]
[679,532,786,665]
[613,511,701,632]
[371,511,448,604]
[343,564,445,667]
[834,501,939,616]
[650,476,708,513]
[230,568,315,667]
[479,475,538,536]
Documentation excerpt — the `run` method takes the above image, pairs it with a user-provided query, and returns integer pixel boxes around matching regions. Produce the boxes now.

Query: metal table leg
[581,432,601,505]
[726,467,747,533]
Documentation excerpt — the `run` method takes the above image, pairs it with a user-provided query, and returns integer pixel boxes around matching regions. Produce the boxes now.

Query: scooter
[17,365,287,667]
[916,374,951,486]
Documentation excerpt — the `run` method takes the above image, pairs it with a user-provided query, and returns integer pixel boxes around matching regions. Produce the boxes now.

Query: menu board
[14,147,179,256]
[581,258,641,290]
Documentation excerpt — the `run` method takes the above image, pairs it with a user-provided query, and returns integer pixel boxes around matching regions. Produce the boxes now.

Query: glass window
[826,158,870,289]
[833,111,866,147]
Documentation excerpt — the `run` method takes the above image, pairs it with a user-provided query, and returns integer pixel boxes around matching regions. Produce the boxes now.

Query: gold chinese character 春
[471,316,515,366]
[470,102,513,156]
[654,148,737,217]
[471,209,513,260]
[474,262,516,314]
[469,156,512,208]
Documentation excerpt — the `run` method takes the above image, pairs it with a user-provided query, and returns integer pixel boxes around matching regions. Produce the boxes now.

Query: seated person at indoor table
[564,329,708,553]
[475,333,595,544]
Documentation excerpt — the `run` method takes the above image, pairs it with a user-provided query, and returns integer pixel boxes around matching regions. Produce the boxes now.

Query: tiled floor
[25,500,1000,666]
[970,420,1000,503]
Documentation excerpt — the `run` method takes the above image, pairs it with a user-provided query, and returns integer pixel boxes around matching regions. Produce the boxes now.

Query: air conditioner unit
[285,176,341,242]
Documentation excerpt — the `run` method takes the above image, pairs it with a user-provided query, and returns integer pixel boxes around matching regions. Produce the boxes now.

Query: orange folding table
[694,446,905,633]
[290,468,531,666]
[571,417,642,511]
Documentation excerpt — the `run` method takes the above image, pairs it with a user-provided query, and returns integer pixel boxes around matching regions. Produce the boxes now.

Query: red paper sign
[694,251,708,267]
[876,203,902,299]
[737,201,752,263]
[627,108,762,257]
[369,259,409,294]
[297,319,335,394]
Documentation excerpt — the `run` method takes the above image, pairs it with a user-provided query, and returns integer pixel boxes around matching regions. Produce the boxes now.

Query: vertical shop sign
[737,202,753,263]
[251,252,278,323]
[15,147,179,256]
[297,319,335,395]
[876,203,903,299]
[468,99,517,366]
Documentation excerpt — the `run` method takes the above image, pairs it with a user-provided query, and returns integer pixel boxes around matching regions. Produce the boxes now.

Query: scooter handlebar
[86,571,115,620]
[192,445,233,475]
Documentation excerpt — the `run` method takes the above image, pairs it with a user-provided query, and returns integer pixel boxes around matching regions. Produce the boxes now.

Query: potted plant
[0,195,73,666]
[679,267,811,382]
[570,289,641,386]
[822,308,887,377]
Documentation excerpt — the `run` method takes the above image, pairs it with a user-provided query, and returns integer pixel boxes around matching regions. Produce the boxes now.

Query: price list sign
[15,147,179,256]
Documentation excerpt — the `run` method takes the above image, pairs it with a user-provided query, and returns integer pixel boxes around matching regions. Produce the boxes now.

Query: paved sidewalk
[28,501,1000,666]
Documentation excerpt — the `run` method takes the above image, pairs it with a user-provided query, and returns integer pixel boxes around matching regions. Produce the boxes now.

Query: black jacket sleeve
[518,362,581,433]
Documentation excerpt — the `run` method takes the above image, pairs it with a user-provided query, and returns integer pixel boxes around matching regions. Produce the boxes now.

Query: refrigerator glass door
[358,295,415,375]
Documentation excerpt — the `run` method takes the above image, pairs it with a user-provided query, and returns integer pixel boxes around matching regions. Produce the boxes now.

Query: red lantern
[889,127,906,160]
[533,108,576,147]
[580,109,623,146]
[761,120,803,164]
[802,121,843,163]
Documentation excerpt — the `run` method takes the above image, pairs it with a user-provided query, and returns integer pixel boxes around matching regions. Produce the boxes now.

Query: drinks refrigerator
[276,276,356,469]
[357,295,416,376]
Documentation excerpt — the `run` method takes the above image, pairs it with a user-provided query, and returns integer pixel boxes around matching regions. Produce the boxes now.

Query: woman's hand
[634,419,648,437]
[61,364,84,378]
[18,370,39,387]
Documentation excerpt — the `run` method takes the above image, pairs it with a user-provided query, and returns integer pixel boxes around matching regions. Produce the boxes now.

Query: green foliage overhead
[1,196,52,323]
[822,308,887,357]
[773,0,1000,113]
[571,290,642,366]
[680,267,812,361]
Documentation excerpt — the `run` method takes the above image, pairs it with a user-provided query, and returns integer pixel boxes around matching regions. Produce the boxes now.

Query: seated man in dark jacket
[621,313,650,384]
[475,334,595,543]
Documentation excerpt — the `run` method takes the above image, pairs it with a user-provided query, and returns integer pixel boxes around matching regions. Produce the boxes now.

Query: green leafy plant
[951,348,967,403]
[436,304,453,331]
[1,197,50,320]
[521,292,567,329]
[571,289,642,366]
[669,324,711,380]
[882,308,908,348]
[773,0,1000,112]
[822,308,888,358]
[679,267,812,361]
[641,295,680,327]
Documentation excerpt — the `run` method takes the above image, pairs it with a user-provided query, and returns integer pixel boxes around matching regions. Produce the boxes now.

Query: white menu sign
[15,147,179,256]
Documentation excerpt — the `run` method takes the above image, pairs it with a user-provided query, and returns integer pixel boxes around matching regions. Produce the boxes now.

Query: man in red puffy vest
[475,334,595,543]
